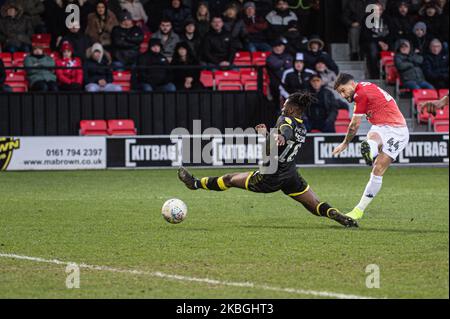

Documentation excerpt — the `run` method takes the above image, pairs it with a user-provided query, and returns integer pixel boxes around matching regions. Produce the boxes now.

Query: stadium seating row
[80,119,137,136]
[411,89,449,130]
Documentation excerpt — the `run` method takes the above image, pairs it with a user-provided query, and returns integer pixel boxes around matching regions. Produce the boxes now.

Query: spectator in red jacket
[56,41,83,91]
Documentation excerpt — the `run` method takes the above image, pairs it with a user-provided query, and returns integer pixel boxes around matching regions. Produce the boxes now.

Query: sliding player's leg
[178,167,252,191]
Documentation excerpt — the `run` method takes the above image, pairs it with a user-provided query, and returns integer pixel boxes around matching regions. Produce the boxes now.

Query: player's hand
[420,101,439,116]
[332,142,348,156]
[274,134,286,146]
[255,124,267,135]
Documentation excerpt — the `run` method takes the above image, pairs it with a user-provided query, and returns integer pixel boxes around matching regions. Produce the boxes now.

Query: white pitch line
[0,252,377,299]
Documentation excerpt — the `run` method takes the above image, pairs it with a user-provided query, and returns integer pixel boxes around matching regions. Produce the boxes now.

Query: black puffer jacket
[135,51,172,87]
[111,25,144,65]
[201,29,236,65]
[162,4,192,34]
[84,56,113,84]
[0,2,33,47]
[423,50,449,83]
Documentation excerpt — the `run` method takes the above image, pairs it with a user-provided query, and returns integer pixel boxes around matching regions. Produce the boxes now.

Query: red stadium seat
[49,51,60,61]
[7,82,28,92]
[335,123,349,133]
[431,105,449,124]
[112,71,131,91]
[412,89,439,106]
[140,31,152,53]
[107,119,137,135]
[12,52,28,66]
[310,129,322,133]
[251,51,271,66]
[379,50,395,77]
[438,89,449,99]
[5,72,26,82]
[214,70,242,90]
[32,33,51,48]
[385,64,398,85]
[200,70,214,88]
[433,121,449,132]
[0,52,12,67]
[233,51,251,66]
[79,120,108,136]
[337,109,350,120]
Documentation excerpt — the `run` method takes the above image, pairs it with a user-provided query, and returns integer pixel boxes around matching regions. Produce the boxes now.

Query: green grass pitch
[0,167,448,299]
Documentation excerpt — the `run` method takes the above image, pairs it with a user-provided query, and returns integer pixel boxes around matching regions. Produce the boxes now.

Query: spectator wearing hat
[314,57,337,91]
[423,38,449,89]
[0,59,12,92]
[111,10,144,69]
[304,74,340,133]
[119,0,148,30]
[24,43,58,92]
[84,42,122,92]
[394,38,434,89]
[283,19,308,57]
[55,41,83,91]
[279,52,315,99]
[152,19,180,63]
[14,0,45,33]
[265,0,298,41]
[360,2,392,78]
[304,35,339,75]
[85,0,119,50]
[201,15,237,67]
[419,1,448,43]
[58,20,93,60]
[222,4,247,50]
[411,21,432,54]
[341,0,373,61]
[171,41,203,91]
[389,1,415,42]
[0,1,33,53]
[194,2,210,39]
[242,1,271,52]
[266,37,293,102]
[179,19,201,57]
[134,38,176,92]
[163,0,192,34]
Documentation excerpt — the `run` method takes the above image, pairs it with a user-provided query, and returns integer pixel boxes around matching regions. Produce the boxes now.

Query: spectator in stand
[305,74,339,133]
[206,0,229,16]
[266,37,293,103]
[15,0,45,33]
[44,1,94,37]
[423,38,449,89]
[134,38,176,92]
[360,2,392,78]
[56,41,83,90]
[152,19,180,63]
[314,57,337,90]
[59,20,93,60]
[242,1,271,53]
[84,42,121,92]
[110,10,143,69]
[0,1,33,53]
[341,0,373,61]
[304,35,339,75]
[0,58,12,92]
[283,20,308,57]
[171,41,203,90]
[389,1,415,42]
[265,0,298,42]
[179,19,201,56]
[85,0,119,50]
[222,4,247,51]
[410,21,431,54]
[279,52,315,99]
[201,16,236,68]
[24,43,58,91]
[194,2,210,39]
[394,38,434,89]
[119,0,148,30]
[418,1,448,42]
[163,0,192,35]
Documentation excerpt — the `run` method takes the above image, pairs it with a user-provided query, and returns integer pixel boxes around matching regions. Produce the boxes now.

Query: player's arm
[275,121,293,146]
[420,95,449,116]
[332,114,363,156]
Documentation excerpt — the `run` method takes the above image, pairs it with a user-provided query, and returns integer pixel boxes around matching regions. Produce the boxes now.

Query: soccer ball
[161,198,187,224]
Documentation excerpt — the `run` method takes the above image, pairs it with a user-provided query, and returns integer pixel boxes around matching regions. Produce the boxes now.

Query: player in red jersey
[332,73,410,220]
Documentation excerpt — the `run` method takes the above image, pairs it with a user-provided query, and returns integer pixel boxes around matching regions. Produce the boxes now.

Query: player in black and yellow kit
[178,92,358,227]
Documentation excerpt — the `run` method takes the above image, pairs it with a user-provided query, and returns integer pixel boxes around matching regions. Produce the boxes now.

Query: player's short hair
[286,91,317,112]
[334,73,354,90]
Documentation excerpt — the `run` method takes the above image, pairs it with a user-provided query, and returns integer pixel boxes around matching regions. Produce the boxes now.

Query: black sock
[196,176,229,191]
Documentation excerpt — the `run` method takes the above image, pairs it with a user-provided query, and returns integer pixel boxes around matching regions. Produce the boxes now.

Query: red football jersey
[353,82,406,126]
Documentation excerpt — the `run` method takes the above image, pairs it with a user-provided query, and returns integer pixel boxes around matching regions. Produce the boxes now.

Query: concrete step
[335,61,366,71]
[330,43,350,61]
[339,69,366,81]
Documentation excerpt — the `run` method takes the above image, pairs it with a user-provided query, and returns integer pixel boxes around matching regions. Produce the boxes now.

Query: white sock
[367,139,379,158]
[356,173,383,211]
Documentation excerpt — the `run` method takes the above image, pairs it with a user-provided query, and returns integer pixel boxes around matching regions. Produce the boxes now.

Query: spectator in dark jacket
[84,42,121,92]
[0,2,33,53]
[305,74,339,133]
[389,1,415,42]
[201,16,236,67]
[222,4,247,50]
[341,0,374,60]
[265,0,297,42]
[242,1,270,52]
[0,59,12,92]
[152,19,180,62]
[179,19,201,57]
[194,1,210,39]
[279,52,315,99]
[361,2,392,78]
[134,38,176,92]
[110,10,143,69]
[394,38,434,89]
[283,20,308,57]
[59,20,93,60]
[163,0,192,34]
[423,38,449,89]
[419,1,448,42]
[266,37,293,103]
[304,35,339,75]
[171,41,203,90]
[410,21,432,55]
[15,0,45,32]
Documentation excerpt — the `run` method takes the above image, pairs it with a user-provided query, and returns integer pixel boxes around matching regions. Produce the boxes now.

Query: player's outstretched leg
[347,152,392,220]
[178,167,250,191]
[289,188,358,228]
